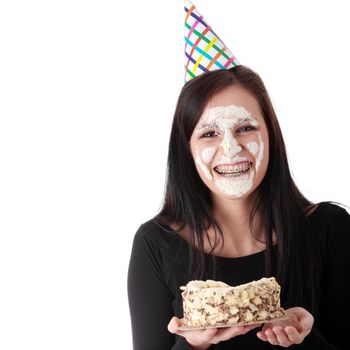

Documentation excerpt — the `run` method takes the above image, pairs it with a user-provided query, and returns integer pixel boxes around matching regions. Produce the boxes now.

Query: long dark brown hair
[155,65,316,308]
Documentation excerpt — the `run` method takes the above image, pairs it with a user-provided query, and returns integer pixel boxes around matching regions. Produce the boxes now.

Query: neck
[212,193,254,228]
[211,192,265,257]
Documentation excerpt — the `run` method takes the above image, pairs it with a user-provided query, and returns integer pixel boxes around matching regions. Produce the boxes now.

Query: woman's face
[190,84,269,200]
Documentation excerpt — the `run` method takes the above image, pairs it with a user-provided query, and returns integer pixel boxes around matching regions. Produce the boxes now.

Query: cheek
[257,133,266,169]
[245,133,266,171]
[201,146,217,164]
[193,147,213,181]
[246,141,259,157]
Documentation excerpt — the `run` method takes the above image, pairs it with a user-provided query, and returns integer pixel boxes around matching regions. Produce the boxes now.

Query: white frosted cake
[180,277,286,328]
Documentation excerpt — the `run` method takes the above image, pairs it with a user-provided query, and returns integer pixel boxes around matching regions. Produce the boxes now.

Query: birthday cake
[180,277,287,328]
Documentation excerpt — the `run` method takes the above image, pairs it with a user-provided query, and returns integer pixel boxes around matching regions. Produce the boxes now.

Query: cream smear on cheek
[202,146,216,163]
[194,146,216,181]
[246,141,258,156]
[246,132,264,172]
[195,149,213,180]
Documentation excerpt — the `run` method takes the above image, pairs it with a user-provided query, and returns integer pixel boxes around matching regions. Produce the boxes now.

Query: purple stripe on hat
[185,6,208,28]
[185,6,223,44]
[185,51,209,73]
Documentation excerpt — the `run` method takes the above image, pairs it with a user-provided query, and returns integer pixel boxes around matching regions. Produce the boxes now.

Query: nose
[221,131,242,156]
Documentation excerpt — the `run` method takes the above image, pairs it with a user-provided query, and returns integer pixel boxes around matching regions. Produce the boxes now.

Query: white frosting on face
[214,167,255,197]
[245,133,264,174]
[193,105,265,198]
[199,105,259,129]
[246,141,258,156]
[255,132,264,172]
[201,146,216,163]
[195,150,213,180]
[221,127,242,156]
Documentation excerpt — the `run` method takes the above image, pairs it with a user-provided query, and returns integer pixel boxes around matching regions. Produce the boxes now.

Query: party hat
[184,0,239,82]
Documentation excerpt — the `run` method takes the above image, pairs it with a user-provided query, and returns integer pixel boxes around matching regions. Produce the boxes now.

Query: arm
[127,224,193,350]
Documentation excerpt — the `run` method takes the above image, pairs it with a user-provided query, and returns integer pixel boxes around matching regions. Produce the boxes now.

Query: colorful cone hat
[184,0,239,82]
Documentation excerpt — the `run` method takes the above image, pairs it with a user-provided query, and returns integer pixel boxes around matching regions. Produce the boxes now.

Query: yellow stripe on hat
[192,37,218,75]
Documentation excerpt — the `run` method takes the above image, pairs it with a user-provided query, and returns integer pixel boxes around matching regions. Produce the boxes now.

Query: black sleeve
[304,208,350,350]
[127,224,193,350]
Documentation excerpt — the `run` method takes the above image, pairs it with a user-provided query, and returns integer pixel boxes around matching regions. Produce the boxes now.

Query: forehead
[199,85,263,124]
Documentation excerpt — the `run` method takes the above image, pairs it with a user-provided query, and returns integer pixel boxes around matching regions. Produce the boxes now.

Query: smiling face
[190,84,269,200]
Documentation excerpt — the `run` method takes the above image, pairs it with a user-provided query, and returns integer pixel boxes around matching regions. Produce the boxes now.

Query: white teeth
[215,161,251,175]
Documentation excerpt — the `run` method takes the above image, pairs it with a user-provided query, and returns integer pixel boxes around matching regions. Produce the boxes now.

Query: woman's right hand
[168,317,259,349]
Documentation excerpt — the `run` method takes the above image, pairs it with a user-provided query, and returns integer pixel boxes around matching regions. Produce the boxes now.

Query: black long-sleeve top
[128,202,350,349]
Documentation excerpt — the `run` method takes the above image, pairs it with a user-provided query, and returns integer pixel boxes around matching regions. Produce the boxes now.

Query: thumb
[168,317,181,333]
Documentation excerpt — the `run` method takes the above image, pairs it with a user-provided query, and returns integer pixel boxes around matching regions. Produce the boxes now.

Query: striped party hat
[184,0,239,82]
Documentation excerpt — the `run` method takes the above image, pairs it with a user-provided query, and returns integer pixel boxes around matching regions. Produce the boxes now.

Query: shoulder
[130,219,187,280]
[132,218,180,252]
[309,202,350,225]
[134,219,162,240]
[309,201,350,249]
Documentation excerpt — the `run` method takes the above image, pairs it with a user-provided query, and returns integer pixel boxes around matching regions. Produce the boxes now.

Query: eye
[236,125,257,133]
[201,130,220,138]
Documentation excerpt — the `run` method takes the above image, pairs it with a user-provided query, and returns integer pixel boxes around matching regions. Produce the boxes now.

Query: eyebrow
[196,122,220,131]
[196,117,258,133]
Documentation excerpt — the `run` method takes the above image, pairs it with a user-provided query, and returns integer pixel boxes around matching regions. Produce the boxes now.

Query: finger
[167,317,219,343]
[256,331,268,341]
[260,323,271,333]
[257,324,271,341]
[265,329,279,345]
[167,317,193,336]
[210,324,258,344]
[195,327,218,344]
[299,313,314,333]
[285,326,303,344]
[273,326,292,347]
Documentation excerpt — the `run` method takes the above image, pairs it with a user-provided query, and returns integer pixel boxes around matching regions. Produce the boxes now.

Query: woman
[128,65,350,349]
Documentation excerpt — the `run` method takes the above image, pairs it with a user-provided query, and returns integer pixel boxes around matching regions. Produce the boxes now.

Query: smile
[214,161,252,177]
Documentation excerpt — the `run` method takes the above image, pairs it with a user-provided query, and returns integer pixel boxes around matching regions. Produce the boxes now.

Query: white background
[0,0,349,349]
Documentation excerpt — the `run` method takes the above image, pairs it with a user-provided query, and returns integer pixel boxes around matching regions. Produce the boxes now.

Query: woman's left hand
[257,307,314,347]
